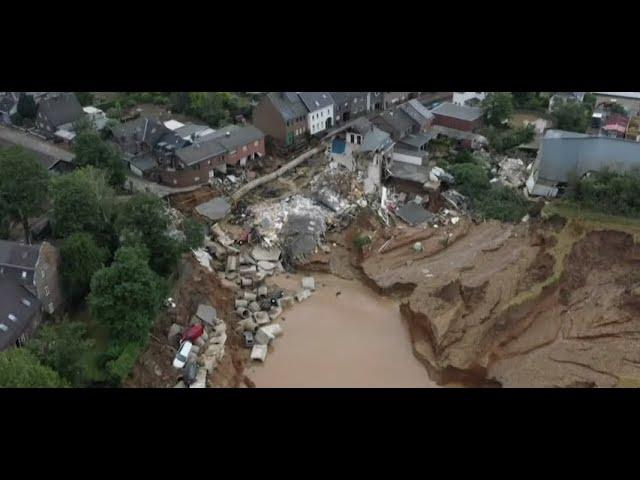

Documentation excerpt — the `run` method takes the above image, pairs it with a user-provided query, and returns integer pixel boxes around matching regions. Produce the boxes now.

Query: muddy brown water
[245,273,439,388]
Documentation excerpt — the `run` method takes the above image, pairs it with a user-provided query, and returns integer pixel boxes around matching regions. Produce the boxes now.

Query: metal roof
[593,92,640,100]
[37,93,83,128]
[536,129,640,183]
[361,127,393,153]
[0,240,40,270]
[398,132,435,148]
[431,102,483,121]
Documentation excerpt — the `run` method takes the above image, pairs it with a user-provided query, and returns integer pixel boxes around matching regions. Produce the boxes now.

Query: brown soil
[360,214,640,388]
[125,254,251,388]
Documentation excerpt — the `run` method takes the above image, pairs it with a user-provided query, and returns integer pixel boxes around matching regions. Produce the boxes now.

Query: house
[331,92,369,125]
[112,116,186,155]
[526,129,640,197]
[398,99,434,133]
[297,92,335,135]
[157,124,265,187]
[602,114,630,138]
[431,102,483,132]
[368,92,384,112]
[383,92,410,109]
[452,92,487,107]
[330,117,394,194]
[252,92,309,154]
[430,125,488,150]
[0,240,62,350]
[35,93,83,138]
[371,108,415,141]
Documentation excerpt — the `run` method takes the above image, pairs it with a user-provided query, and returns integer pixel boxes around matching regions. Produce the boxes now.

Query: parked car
[243,331,255,348]
[181,324,204,343]
[173,341,193,369]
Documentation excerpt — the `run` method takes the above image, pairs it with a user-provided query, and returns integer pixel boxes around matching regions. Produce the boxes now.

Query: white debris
[269,306,283,321]
[261,323,283,338]
[257,261,276,271]
[255,328,275,345]
[451,216,460,225]
[254,311,270,326]
[412,242,423,252]
[301,277,315,290]
[190,368,208,388]
[192,248,213,272]
[296,289,312,302]
[251,344,268,362]
[251,246,281,262]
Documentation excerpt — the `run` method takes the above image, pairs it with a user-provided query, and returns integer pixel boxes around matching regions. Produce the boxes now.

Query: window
[21,271,27,280]
[194,177,200,182]
[254,140,259,147]
[41,270,45,279]
[242,145,247,151]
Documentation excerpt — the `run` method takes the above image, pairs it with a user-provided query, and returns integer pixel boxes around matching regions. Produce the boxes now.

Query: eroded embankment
[362,217,640,387]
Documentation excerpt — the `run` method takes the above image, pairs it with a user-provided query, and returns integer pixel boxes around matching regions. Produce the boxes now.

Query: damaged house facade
[329,117,394,194]
[526,129,640,197]
[114,117,265,187]
[0,240,63,351]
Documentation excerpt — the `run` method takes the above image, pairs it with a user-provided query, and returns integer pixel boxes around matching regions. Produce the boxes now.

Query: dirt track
[361,216,640,387]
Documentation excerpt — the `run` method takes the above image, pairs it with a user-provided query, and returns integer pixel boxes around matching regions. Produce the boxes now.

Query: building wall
[307,105,334,135]
[34,242,62,315]
[594,94,640,116]
[253,97,287,144]
[253,96,307,150]
[159,154,226,187]
[384,92,409,109]
[225,137,266,166]
[432,113,479,132]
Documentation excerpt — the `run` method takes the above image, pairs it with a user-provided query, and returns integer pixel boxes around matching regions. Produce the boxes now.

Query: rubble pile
[494,157,527,189]
[180,222,318,376]
[170,303,227,388]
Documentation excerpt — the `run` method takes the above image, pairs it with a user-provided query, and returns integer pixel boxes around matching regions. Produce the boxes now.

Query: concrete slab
[255,328,275,345]
[196,305,217,326]
[251,344,268,362]
[254,311,270,326]
[195,197,231,222]
[251,246,281,262]
[301,277,315,290]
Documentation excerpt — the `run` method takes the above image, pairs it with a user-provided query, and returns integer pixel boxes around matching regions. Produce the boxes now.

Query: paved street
[0,125,74,162]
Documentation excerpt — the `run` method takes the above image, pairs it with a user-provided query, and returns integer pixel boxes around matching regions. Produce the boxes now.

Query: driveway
[0,125,74,162]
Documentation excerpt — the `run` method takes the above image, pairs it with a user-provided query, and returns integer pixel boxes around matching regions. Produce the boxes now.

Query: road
[0,125,74,162]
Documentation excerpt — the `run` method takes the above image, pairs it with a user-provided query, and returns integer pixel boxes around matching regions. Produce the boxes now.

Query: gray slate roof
[176,138,227,166]
[0,277,40,351]
[0,240,40,270]
[362,127,393,153]
[373,108,414,137]
[37,93,83,128]
[431,102,482,122]
[536,129,640,184]
[267,92,308,122]
[297,92,334,112]
[398,132,436,148]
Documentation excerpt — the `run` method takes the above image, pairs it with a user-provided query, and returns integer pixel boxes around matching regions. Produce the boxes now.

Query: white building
[452,92,487,107]
[297,92,335,135]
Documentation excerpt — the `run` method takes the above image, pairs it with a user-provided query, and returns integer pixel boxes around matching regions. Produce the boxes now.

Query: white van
[173,341,193,369]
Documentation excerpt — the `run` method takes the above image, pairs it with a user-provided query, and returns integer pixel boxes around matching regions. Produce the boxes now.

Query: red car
[181,324,204,343]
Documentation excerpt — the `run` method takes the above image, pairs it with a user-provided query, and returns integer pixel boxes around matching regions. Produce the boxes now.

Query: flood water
[246,273,438,388]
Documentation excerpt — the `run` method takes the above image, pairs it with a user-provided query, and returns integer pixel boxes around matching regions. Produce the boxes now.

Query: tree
[89,245,166,346]
[51,166,116,242]
[552,101,590,133]
[583,93,597,110]
[26,321,95,386]
[115,193,181,275]
[74,92,95,107]
[0,146,50,243]
[482,92,514,127]
[183,217,204,250]
[609,103,627,115]
[448,162,491,197]
[17,93,37,119]
[105,342,143,385]
[72,115,96,134]
[0,348,68,387]
[60,232,109,302]
[73,130,126,187]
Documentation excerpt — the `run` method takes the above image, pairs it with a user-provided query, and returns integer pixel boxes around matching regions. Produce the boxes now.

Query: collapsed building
[526,129,640,197]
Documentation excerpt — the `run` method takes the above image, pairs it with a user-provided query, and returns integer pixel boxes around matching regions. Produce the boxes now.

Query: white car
[173,341,193,369]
